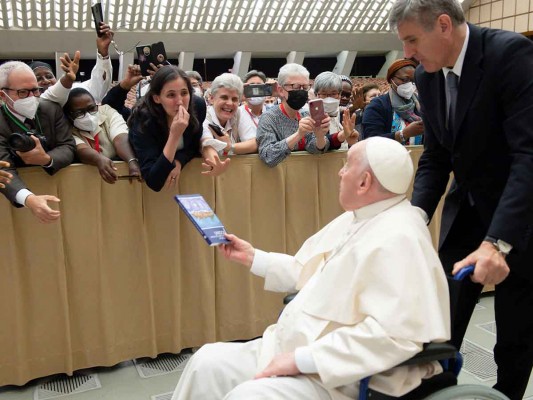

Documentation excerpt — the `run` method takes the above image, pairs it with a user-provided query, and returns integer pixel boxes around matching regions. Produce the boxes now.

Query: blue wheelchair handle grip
[454,265,475,281]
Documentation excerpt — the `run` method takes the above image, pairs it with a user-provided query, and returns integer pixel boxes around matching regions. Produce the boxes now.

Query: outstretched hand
[217,233,255,268]
[201,153,230,176]
[59,51,80,82]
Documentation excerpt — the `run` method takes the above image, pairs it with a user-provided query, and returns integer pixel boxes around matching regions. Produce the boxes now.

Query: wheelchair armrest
[283,292,298,305]
[398,342,457,367]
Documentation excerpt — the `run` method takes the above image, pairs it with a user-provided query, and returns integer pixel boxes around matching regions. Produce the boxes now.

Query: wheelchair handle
[454,264,475,281]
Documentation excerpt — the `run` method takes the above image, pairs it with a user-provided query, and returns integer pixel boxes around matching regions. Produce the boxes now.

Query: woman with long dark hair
[128,65,206,192]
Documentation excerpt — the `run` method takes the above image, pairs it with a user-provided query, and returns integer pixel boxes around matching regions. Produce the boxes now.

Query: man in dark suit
[389,1,533,398]
[0,61,76,223]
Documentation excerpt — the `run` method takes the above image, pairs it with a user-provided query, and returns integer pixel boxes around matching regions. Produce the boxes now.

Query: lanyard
[2,104,43,134]
[279,104,305,151]
[244,105,259,128]
[279,103,300,121]
[92,133,101,153]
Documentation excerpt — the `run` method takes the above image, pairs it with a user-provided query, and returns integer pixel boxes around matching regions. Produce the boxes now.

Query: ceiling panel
[0,0,400,33]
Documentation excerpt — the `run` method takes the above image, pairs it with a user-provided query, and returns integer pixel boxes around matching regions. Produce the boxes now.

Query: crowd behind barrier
[0,149,443,386]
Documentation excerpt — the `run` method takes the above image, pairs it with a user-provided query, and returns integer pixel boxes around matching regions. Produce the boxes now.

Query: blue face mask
[265,103,276,111]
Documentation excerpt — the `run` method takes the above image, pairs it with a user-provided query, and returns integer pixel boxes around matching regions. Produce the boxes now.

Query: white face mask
[322,97,340,116]
[247,96,265,106]
[73,113,99,133]
[3,92,39,119]
[396,82,416,99]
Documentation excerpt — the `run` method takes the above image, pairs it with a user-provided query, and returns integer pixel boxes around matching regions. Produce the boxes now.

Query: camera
[8,130,48,152]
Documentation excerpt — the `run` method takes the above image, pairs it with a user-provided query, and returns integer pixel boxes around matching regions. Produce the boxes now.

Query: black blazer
[0,99,76,205]
[412,24,533,275]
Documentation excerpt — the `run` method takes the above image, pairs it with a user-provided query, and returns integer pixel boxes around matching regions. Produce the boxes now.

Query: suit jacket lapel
[454,24,483,143]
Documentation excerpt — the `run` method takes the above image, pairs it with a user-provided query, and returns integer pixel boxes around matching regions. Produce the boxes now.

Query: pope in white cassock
[171,137,451,400]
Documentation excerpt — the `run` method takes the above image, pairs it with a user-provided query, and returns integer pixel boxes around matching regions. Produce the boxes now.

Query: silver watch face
[496,239,512,255]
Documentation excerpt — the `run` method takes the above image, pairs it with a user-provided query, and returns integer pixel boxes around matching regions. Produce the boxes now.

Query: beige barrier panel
[0,147,443,385]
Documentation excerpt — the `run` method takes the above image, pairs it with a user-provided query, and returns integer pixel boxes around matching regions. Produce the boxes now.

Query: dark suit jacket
[0,99,76,205]
[128,95,206,192]
[412,24,533,277]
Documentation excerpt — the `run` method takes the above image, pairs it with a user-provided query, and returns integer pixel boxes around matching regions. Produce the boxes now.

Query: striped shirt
[256,106,329,167]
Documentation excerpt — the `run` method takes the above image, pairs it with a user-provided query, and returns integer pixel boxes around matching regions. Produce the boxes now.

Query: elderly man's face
[0,69,40,107]
[278,75,310,100]
[397,18,448,73]
[338,142,368,211]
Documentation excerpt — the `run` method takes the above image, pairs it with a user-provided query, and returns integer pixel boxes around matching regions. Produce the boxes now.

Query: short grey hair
[243,69,267,83]
[277,63,310,87]
[210,73,244,98]
[0,61,34,88]
[313,72,342,94]
[389,0,465,32]
[186,70,203,84]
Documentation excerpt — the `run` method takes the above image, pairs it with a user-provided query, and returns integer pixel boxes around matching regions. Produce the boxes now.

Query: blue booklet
[174,194,230,246]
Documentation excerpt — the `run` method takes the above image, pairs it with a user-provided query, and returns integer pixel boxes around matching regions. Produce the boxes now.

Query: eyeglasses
[70,104,99,119]
[282,83,310,91]
[317,91,340,99]
[340,91,352,98]
[2,87,42,98]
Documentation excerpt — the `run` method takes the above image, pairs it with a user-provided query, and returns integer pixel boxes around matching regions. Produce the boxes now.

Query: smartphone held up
[308,99,325,127]
[91,2,104,37]
[136,42,169,76]
[243,83,274,98]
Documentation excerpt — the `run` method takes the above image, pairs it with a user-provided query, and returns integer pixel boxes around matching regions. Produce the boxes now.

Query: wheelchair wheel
[424,384,510,400]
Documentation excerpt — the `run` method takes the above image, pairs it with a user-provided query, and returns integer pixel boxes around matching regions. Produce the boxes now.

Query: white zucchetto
[366,137,414,194]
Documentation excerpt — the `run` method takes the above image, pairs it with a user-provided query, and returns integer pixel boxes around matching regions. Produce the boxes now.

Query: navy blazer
[361,93,394,140]
[362,92,422,141]
[412,24,533,276]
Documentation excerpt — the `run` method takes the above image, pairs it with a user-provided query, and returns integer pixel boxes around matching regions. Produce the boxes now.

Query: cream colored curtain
[0,148,442,386]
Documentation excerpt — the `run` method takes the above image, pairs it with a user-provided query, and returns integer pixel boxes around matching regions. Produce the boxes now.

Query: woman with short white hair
[200,72,258,176]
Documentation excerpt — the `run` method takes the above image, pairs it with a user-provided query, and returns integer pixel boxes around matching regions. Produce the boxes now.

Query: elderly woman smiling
[200,73,258,176]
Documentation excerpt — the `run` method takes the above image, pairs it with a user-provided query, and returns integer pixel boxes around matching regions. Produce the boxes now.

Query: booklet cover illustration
[174,194,230,246]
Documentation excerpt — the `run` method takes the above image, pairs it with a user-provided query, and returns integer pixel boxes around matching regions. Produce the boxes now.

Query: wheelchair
[283,265,510,400]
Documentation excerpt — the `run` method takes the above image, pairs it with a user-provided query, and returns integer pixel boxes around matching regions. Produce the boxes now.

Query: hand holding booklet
[174,194,230,246]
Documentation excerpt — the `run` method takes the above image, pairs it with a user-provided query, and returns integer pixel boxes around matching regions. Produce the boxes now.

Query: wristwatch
[484,236,512,257]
